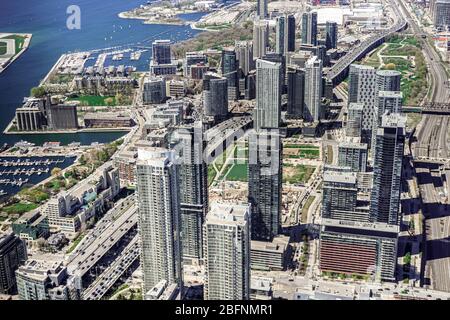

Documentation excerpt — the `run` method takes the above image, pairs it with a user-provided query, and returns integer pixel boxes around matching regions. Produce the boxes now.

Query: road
[82,234,140,300]
[67,204,138,277]
[398,0,450,292]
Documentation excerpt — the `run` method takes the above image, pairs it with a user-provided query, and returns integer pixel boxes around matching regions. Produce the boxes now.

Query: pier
[0,158,65,167]
[0,167,49,176]
[0,178,29,187]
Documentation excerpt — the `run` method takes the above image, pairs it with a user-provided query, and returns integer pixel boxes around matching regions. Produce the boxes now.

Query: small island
[0,33,32,74]
[118,1,209,26]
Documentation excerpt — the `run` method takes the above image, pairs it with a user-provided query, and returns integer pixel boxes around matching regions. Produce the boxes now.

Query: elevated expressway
[325,0,407,85]
[82,234,140,300]
[66,200,139,295]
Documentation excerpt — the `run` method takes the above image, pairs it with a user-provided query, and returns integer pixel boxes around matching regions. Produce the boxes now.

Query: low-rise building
[12,210,49,241]
[15,255,79,300]
[43,164,120,234]
[166,79,186,98]
[114,150,138,186]
[84,112,135,128]
[250,235,291,271]
[143,76,167,104]
[250,276,273,300]
[144,280,180,300]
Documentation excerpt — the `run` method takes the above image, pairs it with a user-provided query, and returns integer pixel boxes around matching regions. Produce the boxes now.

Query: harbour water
[0,0,206,146]
[0,155,76,198]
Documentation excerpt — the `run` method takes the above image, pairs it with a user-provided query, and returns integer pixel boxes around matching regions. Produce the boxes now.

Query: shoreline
[4,125,132,135]
[0,33,33,75]
[118,8,207,28]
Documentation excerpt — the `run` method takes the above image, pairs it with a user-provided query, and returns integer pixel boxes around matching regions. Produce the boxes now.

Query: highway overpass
[326,5,407,85]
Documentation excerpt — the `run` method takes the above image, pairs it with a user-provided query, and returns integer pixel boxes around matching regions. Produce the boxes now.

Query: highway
[67,204,138,277]
[326,0,407,84]
[82,234,140,300]
[204,115,252,162]
[397,0,450,292]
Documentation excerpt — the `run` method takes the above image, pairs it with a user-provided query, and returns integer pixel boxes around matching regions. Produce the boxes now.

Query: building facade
[248,130,282,241]
[304,56,323,122]
[203,72,228,120]
[286,66,305,117]
[301,11,318,46]
[0,233,27,295]
[136,148,183,295]
[169,123,208,264]
[204,203,250,300]
[254,59,282,131]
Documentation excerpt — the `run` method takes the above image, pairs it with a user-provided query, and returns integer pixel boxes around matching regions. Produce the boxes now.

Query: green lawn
[362,36,427,105]
[68,95,116,107]
[225,163,248,182]
[2,202,38,215]
[283,164,315,184]
[207,165,216,186]
[284,145,319,159]
[66,233,85,254]
[2,34,26,54]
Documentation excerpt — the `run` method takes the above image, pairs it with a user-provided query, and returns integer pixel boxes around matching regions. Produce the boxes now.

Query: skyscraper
[376,70,401,92]
[370,113,406,225]
[169,123,208,263]
[338,142,368,173]
[372,91,403,149]
[204,203,251,300]
[151,40,176,75]
[304,56,323,122]
[253,20,269,60]
[276,15,296,56]
[221,49,239,100]
[301,11,318,46]
[346,102,364,138]
[235,40,255,76]
[248,130,282,241]
[286,66,305,117]
[431,0,450,29]
[0,233,27,294]
[347,64,377,144]
[321,169,358,220]
[325,21,338,50]
[377,91,403,117]
[152,39,172,65]
[136,147,183,295]
[203,72,228,119]
[256,0,268,19]
[254,59,282,131]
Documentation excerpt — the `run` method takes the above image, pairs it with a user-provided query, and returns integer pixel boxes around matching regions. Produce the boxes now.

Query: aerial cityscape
[0,0,450,304]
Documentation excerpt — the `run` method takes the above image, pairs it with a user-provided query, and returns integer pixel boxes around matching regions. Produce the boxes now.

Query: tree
[51,167,62,176]
[385,63,396,70]
[30,86,46,98]
[78,155,87,165]
[104,97,115,106]
[115,93,123,105]
[403,252,411,265]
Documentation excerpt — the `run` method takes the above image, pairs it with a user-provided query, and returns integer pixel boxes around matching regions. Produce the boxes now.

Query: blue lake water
[0,0,207,146]
[0,155,76,197]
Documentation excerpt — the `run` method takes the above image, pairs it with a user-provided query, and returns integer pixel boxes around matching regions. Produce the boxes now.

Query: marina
[0,158,65,167]
[0,156,76,198]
